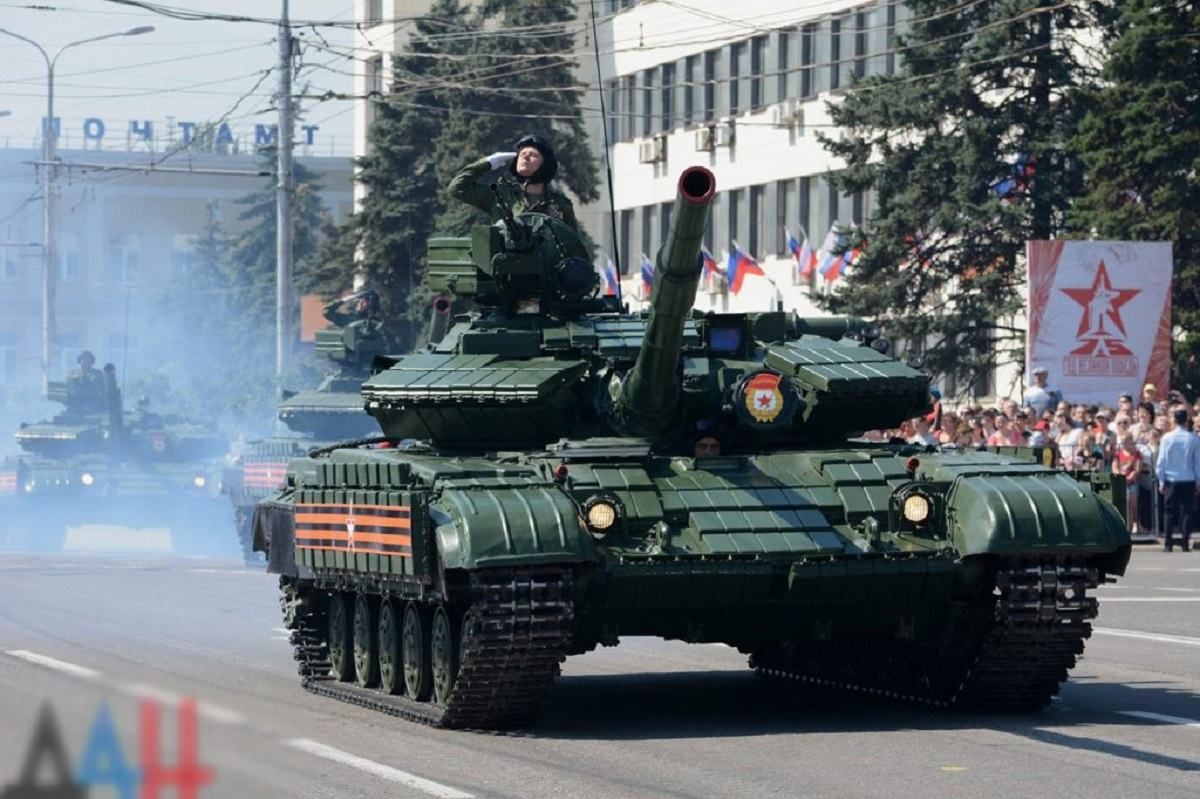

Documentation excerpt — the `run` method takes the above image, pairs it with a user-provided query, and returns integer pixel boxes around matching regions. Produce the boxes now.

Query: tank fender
[432,485,597,570]
[253,497,302,577]
[944,471,1131,572]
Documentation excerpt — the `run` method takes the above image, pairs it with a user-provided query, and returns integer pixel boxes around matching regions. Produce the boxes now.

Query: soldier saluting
[448,134,580,232]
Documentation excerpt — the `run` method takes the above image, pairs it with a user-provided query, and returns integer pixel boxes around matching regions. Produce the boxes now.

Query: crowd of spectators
[874,374,1200,543]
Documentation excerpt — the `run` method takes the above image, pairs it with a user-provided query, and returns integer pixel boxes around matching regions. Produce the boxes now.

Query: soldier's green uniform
[448,135,579,231]
[448,159,579,230]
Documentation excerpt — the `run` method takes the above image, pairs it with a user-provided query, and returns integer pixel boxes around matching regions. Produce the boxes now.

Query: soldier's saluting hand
[448,134,579,232]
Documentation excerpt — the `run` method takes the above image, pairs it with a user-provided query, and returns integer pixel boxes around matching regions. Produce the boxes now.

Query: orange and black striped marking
[295,502,412,557]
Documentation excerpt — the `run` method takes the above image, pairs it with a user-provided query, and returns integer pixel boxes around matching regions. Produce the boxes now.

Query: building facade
[0,146,352,396]
[590,0,908,313]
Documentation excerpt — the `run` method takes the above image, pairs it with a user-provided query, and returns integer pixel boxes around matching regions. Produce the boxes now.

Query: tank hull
[256,443,1129,728]
[0,455,234,557]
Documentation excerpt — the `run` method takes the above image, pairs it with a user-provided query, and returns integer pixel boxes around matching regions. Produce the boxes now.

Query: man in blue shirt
[1155,409,1200,551]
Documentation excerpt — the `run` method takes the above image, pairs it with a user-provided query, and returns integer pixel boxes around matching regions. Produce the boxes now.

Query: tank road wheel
[353,594,379,688]
[327,592,354,682]
[430,606,461,706]
[402,601,433,701]
[377,600,404,695]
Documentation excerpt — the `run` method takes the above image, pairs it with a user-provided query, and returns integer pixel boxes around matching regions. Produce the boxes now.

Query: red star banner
[1027,241,1173,404]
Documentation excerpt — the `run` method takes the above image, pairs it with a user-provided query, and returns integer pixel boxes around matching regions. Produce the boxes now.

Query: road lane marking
[1118,711,1200,728]
[1094,597,1200,602]
[287,738,474,799]
[119,682,245,725]
[1092,628,1200,647]
[7,650,101,680]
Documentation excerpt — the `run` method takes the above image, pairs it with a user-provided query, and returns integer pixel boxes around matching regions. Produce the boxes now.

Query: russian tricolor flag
[818,225,847,282]
[701,246,719,289]
[603,256,620,297]
[640,254,655,298]
[726,243,764,295]
[788,227,817,279]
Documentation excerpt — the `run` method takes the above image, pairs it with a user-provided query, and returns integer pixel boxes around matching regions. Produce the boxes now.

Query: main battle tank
[0,359,230,552]
[254,167,1130,729]
[223,300,418,562]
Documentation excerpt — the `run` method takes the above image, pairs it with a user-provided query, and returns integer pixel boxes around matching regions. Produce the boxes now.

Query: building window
[776,31,790,103]
[703,50,717,122]
[683,55,697,125]
[107,232,140,286]
[56,232,81,283]
[641,205,652,261]
[750,36,767,111]
[830,18,841,91]
[748,185,764,258]
[827,180,841,228]
[705,194,718,252]
[886,1,898,75]
[853,12,867,81]
[1,251,18,282]
[800,25,815,98]
[774,179,795,256]
[641,69,655,137]
[366,55,383,97]
[799,176,813,240]
[0,333,15,384]
[365,0,383,24]
[622,75,636,141]
[607,80,620,143]
[728,42,743,116]
[170,233,192,276]
[619,209,633,272]
[852,189,865,225]
[727,189,742,249]
[659,201,672,253]
[660,62,675,132]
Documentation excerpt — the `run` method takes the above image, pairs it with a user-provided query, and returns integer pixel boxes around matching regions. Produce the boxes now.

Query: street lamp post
[0,25,154,389]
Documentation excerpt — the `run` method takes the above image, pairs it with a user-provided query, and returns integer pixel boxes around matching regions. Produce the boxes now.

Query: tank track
[281,567,574,730]
[752,560,1100,711]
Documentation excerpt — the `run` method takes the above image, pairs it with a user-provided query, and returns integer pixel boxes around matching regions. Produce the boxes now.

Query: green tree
[225,155,327,329]
[819,0,1098,398]
[1070,1,1200,398]
[350,6,454,350]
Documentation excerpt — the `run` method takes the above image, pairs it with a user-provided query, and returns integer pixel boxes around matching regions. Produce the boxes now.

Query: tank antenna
[589,0,621,277]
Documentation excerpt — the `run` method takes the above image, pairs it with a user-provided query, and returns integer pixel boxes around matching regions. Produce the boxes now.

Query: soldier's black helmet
[77,350,95,368]
[510,134,558,184]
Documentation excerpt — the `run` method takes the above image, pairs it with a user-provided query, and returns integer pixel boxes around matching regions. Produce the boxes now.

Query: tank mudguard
[433,485,597,570]
[945,470,1131,567]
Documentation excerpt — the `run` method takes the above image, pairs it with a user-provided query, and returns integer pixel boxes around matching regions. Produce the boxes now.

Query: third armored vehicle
[254,167,1130,729]
[0,357,229,552]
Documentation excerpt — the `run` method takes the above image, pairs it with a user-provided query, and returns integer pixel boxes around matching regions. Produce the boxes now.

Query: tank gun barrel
[428,295,453,345]
[618,166,716,437]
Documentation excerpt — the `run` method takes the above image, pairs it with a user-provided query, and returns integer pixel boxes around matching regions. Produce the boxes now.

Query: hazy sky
[0,0,355,157]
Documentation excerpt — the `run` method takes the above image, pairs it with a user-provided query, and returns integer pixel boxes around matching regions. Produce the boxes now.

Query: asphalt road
[0,547,1197,799]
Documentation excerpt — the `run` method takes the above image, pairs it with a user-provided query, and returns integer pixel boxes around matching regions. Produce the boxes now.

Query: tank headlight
[193,476,207,489]
[80,472,95,486]
[584,498,618,534]
[902,494,932,524]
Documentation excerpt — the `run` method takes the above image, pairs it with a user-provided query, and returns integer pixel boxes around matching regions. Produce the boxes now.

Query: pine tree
[225,155,327,329]
[1070,1,1200,397]
[351,5,458,350]
[820,0,1097,397]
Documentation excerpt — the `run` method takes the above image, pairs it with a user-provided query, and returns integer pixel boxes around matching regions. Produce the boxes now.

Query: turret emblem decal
[745,373,784,423]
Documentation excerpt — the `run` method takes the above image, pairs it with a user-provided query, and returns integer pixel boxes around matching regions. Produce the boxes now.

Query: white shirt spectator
[1155,425,1200,484]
